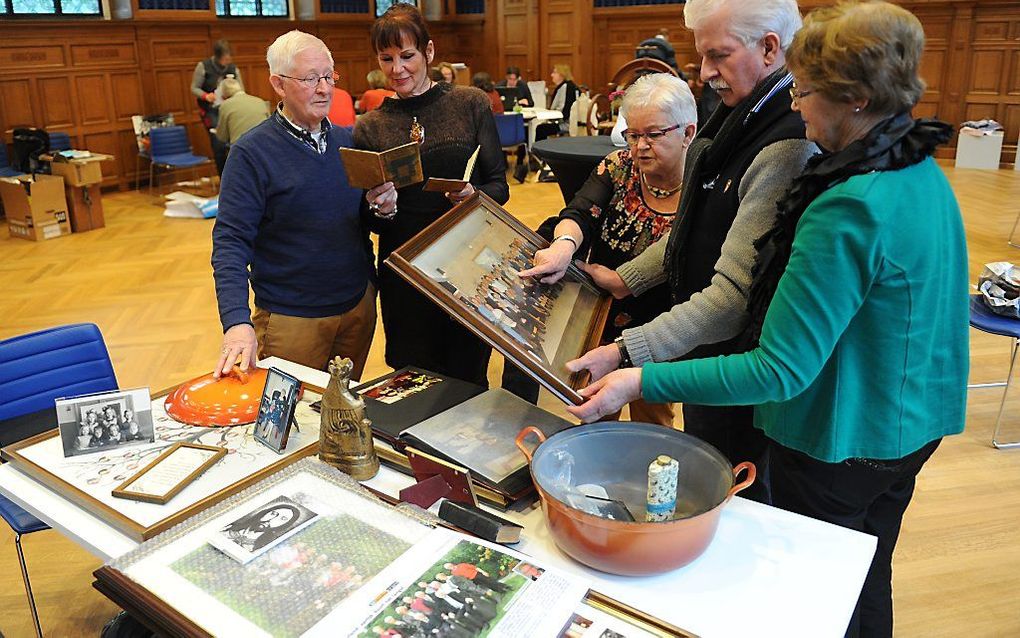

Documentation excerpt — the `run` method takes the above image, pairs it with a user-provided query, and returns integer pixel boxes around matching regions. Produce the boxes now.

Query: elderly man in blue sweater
[212,30,376,379]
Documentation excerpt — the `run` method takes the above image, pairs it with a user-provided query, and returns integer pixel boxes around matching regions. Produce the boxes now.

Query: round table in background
[532,136,622,204]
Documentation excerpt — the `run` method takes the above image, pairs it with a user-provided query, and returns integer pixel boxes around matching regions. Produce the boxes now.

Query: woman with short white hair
[520,72,696,425]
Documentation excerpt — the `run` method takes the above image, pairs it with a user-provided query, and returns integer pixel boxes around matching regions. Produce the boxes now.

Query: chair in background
[968,294,1020,449]
[528,80,548,109]
[0,323,119,637]
[0,142,23,178]
[47,132,72,153]
[569,92,591,137]
[586,94,616,136]
[148,126,212,197]
[495,113,528,183]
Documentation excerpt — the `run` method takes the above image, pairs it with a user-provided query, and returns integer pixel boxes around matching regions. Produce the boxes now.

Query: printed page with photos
[112,461,588,638]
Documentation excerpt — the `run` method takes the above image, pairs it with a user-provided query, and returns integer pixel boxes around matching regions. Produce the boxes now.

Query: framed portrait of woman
[384,192,611,405]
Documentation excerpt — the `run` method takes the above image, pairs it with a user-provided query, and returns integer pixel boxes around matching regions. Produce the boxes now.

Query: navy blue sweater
[212,115,372,331]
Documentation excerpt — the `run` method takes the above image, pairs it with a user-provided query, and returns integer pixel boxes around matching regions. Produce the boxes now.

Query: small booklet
[423,145,481,192]
[339,142,424,189]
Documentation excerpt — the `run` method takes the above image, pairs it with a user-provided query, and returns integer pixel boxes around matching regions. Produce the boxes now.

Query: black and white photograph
[207,494,320,564]
[56,388,155,458]
[252,367,301,453]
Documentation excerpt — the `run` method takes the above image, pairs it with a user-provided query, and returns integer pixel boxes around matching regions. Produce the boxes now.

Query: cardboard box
[65,183,105,232]
[955,130,1003,170]
[0,174,71,241]
[48,153,112,187]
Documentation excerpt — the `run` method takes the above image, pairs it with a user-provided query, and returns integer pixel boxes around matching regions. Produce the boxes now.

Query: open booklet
[104,459,591,638]
[423,145,482,193]
[340,142,424,190]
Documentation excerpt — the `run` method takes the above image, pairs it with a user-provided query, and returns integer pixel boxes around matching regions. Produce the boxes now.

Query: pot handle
[515,426,547,464]
[727,461,757,499]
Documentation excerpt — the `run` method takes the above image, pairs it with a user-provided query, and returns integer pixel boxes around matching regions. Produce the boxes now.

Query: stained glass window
[216,0,287,16]
[5,0,101,15]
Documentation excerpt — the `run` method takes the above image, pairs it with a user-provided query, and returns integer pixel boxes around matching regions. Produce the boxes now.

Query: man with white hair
[215,78,271,146]
[212,30,376,380]
[567,0,816,501]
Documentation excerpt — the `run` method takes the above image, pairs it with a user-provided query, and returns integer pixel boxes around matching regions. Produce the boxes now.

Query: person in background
[328,84,357,126]
[216,78,271,146]
[683,62,722,128]
[212,30,376,379]
[496,66,533,107]
[355,3,509,386]
[471,72,504,113]
[359,69,396,113]
[564,0,815,504]
[437,61,457,84]
[636,28,681,76]
[191,39,242,175]
[519,73,697,426]
[569,3,965,636]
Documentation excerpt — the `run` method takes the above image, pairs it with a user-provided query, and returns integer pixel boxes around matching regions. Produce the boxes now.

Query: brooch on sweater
[410,117,425,145]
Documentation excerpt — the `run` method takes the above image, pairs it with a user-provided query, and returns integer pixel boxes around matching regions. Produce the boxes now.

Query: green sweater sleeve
[643,188,882,405]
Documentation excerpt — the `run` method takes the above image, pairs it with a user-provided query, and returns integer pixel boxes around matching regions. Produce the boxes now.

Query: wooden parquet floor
[1,166,1019,637]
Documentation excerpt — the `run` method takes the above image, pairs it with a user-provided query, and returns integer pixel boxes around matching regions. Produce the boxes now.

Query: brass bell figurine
[318,357,379,480]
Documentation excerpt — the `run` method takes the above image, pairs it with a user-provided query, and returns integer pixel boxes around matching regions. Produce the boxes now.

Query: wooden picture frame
[112,443,227,505]
[384,191,611,405]
[0,386,323,542]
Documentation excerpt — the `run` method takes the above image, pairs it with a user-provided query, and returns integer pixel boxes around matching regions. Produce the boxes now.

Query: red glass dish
[164,367,268,427]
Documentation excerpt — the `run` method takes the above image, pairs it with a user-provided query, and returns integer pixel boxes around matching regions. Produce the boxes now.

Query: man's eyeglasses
[789,82,814,102]
[622,124,682,146]
[278,72,340,88]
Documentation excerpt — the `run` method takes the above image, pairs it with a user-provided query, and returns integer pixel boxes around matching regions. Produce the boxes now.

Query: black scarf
[741,113,953,347]
[664,67,793,293]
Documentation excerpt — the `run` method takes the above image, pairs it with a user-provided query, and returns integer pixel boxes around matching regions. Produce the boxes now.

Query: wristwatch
[613,336,633,368]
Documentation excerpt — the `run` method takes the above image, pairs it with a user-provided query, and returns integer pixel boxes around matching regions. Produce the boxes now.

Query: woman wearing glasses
[354,3,509,386]
[568,4,966,634]
[519,73,696,425]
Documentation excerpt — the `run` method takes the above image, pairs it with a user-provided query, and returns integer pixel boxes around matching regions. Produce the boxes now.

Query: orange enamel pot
[165,366,268,427]
[516,421,755,576]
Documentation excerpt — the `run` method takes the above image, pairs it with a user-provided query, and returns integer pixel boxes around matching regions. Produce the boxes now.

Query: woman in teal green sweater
[567,3,967,636]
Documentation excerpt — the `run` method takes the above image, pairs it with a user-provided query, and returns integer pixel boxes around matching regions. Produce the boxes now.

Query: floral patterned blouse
[559,148,678,342]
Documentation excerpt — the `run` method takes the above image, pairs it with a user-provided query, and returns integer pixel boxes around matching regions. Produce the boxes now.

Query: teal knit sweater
[643,157,969,462]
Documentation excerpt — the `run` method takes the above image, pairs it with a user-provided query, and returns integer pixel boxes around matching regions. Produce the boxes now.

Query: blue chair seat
[0,498,48,535]
[970,294,1020,338]
[151,152,209,168]
[0,167,23,178]
[970,294,1020,449]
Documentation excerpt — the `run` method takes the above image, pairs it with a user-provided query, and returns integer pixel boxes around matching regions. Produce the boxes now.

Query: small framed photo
[112,443,226,505]
[384,191,611,405]
[56,388,155,458]
[253,367,301,454]
[207,495,320,563]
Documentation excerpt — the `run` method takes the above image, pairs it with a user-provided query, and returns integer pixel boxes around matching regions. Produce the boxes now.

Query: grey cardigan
[616,138,818,367]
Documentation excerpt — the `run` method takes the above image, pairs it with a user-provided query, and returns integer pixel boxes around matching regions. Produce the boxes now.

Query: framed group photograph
[253,367,301,454]
[384,192,611,405]
[56,388,155,458]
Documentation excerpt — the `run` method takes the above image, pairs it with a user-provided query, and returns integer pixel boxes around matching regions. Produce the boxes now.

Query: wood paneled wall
[8,1,1020,189]
[0,17,494,190]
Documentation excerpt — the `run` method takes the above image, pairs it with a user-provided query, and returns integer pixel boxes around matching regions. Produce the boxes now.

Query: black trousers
[768,438,942,638]
[681,403,770,503]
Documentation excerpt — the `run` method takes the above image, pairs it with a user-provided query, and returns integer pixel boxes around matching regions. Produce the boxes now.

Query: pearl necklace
[641,172,682,198]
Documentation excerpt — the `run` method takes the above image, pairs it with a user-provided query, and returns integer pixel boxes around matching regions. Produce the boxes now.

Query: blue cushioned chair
[0,323,118,637]
[47,132,72,153]
[148,125,212,197]
[969,294,1020,449]
[0,142,24,178]
[495,113,528,183]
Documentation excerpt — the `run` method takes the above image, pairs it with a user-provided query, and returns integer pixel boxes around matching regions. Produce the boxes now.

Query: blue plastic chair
[495,112,526,149]
[47,131,72,153]
[0,142,24,178]
[0,323,118,637]
[148,125,212,196]
[969,294,1020,449]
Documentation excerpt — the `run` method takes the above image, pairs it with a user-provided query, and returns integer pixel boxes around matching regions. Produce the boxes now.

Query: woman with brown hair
[354,3,509,386]
[568,2,967,635]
